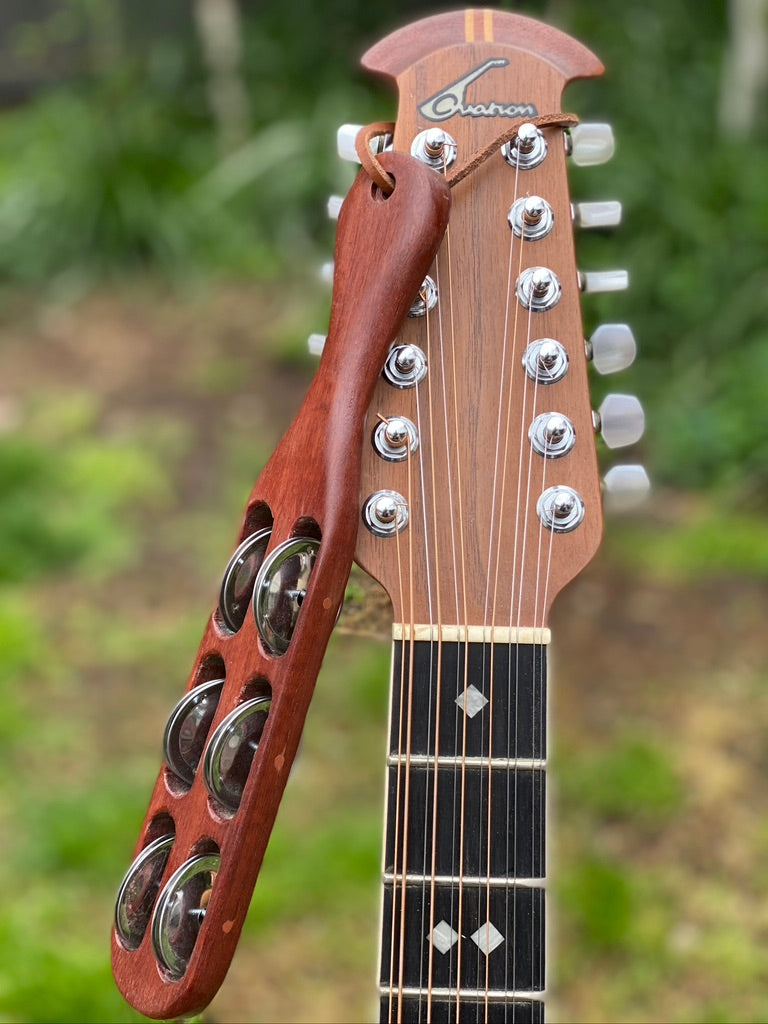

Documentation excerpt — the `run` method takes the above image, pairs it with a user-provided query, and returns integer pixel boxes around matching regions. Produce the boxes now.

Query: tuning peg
[603,464,651,511]
[588,324,637,375]
[307,333,327,357]
[567,123,615,166]
[597,393,645,448]
[337,124,393,163]
[327,195,344,220]
[337,124,363,162]
[320,261,334,284]
[572,200,622,229]
[579,269,629,294]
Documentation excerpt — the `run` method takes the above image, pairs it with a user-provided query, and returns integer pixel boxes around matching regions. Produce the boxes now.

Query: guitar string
[442,213,474,1024]
[387,482,408,1023]
[395,422,418,1024]
[422,270,447,1023]
[537,493,557,1005]
[428,221,465,1019]
[506,295,537,1022]
[530,423,551,1015]
[482,164,526,1021]
[485,156,533,1020]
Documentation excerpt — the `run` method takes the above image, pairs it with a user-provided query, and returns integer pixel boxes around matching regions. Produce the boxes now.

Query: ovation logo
[419,58,538,122]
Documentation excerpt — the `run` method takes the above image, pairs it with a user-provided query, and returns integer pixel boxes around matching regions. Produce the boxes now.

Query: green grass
[558,736,683,823]
[607,501,768,582]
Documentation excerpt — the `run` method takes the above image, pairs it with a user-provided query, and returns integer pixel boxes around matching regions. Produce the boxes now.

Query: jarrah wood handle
[112,152,451,1021]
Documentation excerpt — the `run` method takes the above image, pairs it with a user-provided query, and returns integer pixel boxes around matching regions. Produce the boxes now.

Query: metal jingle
[163,678,225,786]
[253,536,319,655]
[219,527,272,633]
[115,832,175,950]
[202,696,272,812]
[152,852,221,978]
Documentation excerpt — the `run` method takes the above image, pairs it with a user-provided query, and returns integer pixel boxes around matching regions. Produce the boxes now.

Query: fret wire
[379,994,545,1024]
[380,987,545,1002]
[387,755,546,770]
[383,873,546,889]
[416,292,441,1021]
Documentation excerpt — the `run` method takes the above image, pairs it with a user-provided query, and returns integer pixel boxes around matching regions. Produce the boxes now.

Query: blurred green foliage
[0,396,169,584]
[0,0,763,492]
[559,736,683,823]
[0,2,766,1022]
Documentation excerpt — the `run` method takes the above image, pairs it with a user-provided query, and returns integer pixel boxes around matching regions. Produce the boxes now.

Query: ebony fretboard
[379,639,547,1024]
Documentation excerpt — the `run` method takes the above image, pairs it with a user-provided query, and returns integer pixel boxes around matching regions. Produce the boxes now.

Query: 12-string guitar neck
[112,9,647,1022]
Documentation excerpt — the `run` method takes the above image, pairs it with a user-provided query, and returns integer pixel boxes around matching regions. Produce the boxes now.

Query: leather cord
[355,113,580,196]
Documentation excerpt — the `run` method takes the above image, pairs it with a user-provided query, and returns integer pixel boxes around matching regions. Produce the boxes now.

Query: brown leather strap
[356,113,579,196]
[356,121,397,193]
[446,112,578,187]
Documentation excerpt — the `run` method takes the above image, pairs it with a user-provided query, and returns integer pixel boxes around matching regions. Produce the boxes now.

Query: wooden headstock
[355,10,606,631]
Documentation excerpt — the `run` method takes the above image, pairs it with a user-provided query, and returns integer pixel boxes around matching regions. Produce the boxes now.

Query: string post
[411,127,458,172]
[523,195,546,226]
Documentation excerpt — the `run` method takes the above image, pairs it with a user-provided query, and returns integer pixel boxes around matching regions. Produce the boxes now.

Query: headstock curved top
[363,9,603,81]
[355,8,607,631]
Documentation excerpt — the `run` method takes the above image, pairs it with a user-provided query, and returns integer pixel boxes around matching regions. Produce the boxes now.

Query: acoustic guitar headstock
[347,9,646,631]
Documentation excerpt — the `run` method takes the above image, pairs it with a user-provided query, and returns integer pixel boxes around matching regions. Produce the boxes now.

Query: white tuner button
[589,324,637,375]
[320,261,334,284]
[579,269,629,294]
[327,195,344,220]
[603,464,651,511]
[572,200,622,229]
[568,123,615,166]
[597,394,645,449]
[337,124,392,163]
[307,333,327,357]
[337,123,363,162]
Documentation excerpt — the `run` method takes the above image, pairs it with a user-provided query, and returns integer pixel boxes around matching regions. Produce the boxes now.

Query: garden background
[0,1,767,1021]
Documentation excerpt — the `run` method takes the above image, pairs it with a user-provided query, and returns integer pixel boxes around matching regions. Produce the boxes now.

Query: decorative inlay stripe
[391,624,552,644]
[484,8,495,42]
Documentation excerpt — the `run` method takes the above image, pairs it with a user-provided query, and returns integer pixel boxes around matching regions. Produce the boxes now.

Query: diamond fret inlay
[455,683,488,719]
[429,920,459,955]
[470,920,504,955]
